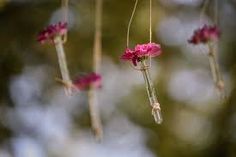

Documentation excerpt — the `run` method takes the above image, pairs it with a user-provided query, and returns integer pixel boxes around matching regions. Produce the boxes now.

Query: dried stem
[140,60,162,124]
[126,0,139,47]
[207,42,225,98]
[87,0,103,140]
[54,37,72,95]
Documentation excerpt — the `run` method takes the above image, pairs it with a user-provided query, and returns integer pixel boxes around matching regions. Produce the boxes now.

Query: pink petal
[147,43,162,57]
[188,25,220,45]
[37,22,68,44]
[73,73,102,90]
[121,48,135,60]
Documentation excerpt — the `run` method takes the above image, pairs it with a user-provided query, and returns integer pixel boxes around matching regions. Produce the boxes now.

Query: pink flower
[121,43,162,66]
[121,48,139,66]
[73,73,102,90]
[37,22,67,44]
[135,43,161,57]
[188,25,220,45]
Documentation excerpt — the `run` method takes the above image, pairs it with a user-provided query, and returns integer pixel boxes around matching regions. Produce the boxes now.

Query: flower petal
[37,22,68,44]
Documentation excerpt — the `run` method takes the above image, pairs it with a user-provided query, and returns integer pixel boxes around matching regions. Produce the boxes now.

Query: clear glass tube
[88,87,103,141]
[207,43,225,97]
[140,60,163,124]
[54,36,72,95]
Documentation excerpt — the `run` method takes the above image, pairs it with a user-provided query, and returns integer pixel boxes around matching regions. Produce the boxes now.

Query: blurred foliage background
[0,0,236,157]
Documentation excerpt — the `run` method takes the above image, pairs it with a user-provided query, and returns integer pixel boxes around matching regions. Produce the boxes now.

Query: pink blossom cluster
[73,73,102,90]
[121,43,162,66]
[188,25,220,45]
[37,22,67,44]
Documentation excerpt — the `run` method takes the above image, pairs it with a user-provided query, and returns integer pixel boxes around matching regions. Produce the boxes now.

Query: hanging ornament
[121,0,163,124]
[37,0,74,96]
[188,0,225,98]
[72,0,104,141]
[73,72,103,140]
[89,0,104,140]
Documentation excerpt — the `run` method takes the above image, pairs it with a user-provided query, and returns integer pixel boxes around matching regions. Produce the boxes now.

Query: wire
[126,0,139,47]
[149,0,152,43]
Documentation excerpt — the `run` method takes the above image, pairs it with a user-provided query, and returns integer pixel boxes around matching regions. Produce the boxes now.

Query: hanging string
[199,0,210,23]
[61,0,68,23]
[61,0,69,43]
[126,0,153,69]
[126,0,139,47]
[93,0,103,73]
[149,0,152,43]
[214,0,218,25]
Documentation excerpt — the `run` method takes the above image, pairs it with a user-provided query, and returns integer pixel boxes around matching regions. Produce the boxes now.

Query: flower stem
[54,36,72,95]
[207,43,225,97]
[88,87,103,141]
[140,60,162,124]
